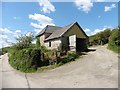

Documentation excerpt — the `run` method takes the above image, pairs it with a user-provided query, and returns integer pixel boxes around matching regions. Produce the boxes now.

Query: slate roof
[36,25,62,37]
[44,22,75,41]
[36,22,88,42]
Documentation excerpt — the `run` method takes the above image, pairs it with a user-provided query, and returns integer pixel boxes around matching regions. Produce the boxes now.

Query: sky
[0,0,119,48]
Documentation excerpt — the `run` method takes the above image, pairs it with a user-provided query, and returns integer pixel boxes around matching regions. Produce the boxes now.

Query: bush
[0,49,2,55]
[60,52,79,64]
[46,50,57,60]
[66,52,79,61]
[89,29,111,46]
[0,46,14,55]
[36,37,40,48]
[108,28,120,53]
[9,48,41,73]
[41,46,50,53]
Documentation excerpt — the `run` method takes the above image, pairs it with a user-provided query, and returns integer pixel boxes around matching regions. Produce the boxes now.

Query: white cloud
[96,0,105,2]
[38,0,55,13]
[84,28,91,36]
[15,30,21,33]
[91,28,106,35]
[0,28,22,48]
[104,4,116,12]
[29,13,55,30]
[0,41,9,48]
[34,29,42,35]
[91,26,112,35]
[84,26,112,36]
[0,34,8,40]
[74,0,93,13]
[0,28,13,34]
[30,22,42,29]
[29,13,54,23]
[84,28,91,33]
[0,34,11,48]
[26,32,34,36]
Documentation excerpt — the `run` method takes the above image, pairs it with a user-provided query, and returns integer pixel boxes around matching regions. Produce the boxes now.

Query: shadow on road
[87,49,96,52]
[84,48,96,53]
[77,49,96,56]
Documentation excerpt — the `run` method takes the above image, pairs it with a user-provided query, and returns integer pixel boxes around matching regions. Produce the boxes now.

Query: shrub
[9,48,41,73]
[41,46,50,53]
[61,52,79,64]
[0,49,2,55]
[58,43,62,51]
[89,29,111,46]
[47,50,57,60]
[66,52,79,61]
[1,46,14,55]
[41,50,57,65]
[108,28,120,53]
[36,37,40,48]
[67,52,79,58]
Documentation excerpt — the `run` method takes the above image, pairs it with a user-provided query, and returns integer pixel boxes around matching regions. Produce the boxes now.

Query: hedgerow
[108,28,120,53]
[9,48,41,73]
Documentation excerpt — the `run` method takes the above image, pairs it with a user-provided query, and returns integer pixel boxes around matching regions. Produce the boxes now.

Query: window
[49,42,51,47]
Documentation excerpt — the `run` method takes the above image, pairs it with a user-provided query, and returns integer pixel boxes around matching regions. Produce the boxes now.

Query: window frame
[49,41,51,47]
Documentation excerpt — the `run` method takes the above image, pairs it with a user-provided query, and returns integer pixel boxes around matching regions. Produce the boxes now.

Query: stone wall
[45,39,61,50]
[40,35,45,46]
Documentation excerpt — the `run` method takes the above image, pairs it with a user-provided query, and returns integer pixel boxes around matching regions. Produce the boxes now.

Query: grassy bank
[107,28,120,54]
[108,46,120,54]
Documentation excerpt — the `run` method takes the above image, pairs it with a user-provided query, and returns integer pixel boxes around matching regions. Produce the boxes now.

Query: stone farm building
[36,22,88,53]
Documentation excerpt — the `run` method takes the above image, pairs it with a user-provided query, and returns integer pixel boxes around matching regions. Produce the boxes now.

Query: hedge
[59,52,79,64]
[108,29,120,53]
[9,48,41,73]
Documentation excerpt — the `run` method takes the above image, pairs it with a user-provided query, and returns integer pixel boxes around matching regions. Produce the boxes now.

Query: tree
[13,34,34,50]
[36,37,40,48]
[98,29,111,45]
[89,28,112,45]
[103,29,111,38]
[109,28,120,46]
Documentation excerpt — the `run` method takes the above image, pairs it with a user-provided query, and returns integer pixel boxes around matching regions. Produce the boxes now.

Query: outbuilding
[36,22,88,53]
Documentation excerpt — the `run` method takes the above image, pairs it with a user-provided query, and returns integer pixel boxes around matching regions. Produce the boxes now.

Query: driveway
[0,45,118,88]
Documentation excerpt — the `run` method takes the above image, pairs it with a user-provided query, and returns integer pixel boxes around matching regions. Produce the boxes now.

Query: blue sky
[0,1,118,47]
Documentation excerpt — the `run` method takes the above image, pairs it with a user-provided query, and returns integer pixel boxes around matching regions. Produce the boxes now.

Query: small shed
[36,22,88,53]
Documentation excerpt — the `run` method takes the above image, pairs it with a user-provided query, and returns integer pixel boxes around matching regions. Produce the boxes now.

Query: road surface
[0,45,118,88]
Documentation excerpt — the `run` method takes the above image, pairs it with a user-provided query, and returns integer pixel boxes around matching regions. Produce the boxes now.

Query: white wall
[69,35,76,52]
[40,35,45,46]
[69,35,76,47]
[45,39,61,50]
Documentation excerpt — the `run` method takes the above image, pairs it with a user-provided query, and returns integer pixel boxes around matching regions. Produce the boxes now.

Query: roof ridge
[60,22,77,36]
[36,22,78,37]
[45,22,78,41]
[47,25,62,28]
